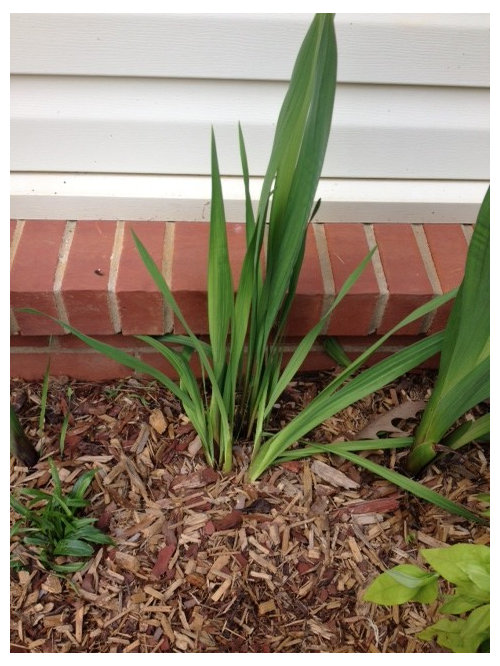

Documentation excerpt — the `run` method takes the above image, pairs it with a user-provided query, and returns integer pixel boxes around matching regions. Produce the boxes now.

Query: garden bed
[10,372,489,653]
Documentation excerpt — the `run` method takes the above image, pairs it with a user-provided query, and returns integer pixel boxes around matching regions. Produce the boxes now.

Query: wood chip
[114,551,139,572]
[151,544,176,578]
[311,460,359,489]
[41,574,62,594]
[258,600,276,616]
[149,409,167,434]
[10,372,489,654]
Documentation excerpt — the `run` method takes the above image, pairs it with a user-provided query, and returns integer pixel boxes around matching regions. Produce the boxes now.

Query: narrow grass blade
[442,413,490,451]
[208,129,233,382]
[276,438,414,460]
[277,443,485,524]
[129,234,233,461]
[248,330,444,480]
[323,337,352,368]
[22,309,198,410]
[333,449,486,524]
[238,123,256,242]
[69,470,96,501]
[38,358,50,434]
[263,248,376,421]
[10,495,32,519]
[48,458,62,498]
[137,334,214,464]
[59,413,70,457]
[409,188,490,472]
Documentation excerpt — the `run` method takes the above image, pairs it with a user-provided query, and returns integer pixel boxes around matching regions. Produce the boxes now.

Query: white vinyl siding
[10,13,490,222]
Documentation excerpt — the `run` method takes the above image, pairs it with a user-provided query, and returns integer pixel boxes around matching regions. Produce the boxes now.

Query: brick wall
[10,219,470,380]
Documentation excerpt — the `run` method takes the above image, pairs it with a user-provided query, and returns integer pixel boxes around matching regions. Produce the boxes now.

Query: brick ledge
[10,219,469,380]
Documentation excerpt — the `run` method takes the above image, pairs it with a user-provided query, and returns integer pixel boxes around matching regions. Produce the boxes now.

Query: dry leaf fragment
[355,400,426,439]
[151,544,176,578]
[310,460,359,489]
[149,408,167,434]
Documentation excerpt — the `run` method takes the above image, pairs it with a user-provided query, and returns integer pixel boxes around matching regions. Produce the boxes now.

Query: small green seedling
[11,458,114,574]
[363,543,490,653]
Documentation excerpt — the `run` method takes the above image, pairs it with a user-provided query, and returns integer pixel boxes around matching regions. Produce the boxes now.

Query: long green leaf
[260,15,337,339]
[262,248,376,422]
[21,308,197,408]
[208,129,233,383]
[130,234,233,466]
[442,413,490,451]
[276,442,484,523]
[335,450,485,523]
[54,538,94,557]
[277,437,414,460]
[137,334,214,463]
[243,15,337,423]
[409,187,490,472]
[248,320,447,480]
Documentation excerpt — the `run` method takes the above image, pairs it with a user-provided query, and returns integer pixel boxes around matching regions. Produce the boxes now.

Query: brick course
[10,219,471,380]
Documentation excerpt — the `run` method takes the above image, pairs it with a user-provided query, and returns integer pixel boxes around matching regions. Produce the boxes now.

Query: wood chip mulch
[10,372,490,653]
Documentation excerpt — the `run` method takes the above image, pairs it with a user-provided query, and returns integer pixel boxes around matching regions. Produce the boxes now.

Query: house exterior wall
[10,13,489,380]
[10,13,489,222]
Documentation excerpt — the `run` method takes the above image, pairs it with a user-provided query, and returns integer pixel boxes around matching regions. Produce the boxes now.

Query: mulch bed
[10,372,490,653]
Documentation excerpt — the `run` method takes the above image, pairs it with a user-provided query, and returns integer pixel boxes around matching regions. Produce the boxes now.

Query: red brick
[10,220,67,335]
[11,348,132,381]
[49,353,131,381]
[62,221,117,334]
[373,225,434,335]
[10,330,439,381]
[281,348,335,373]
[10,351,54,380]
[136,350,203,381]
[10,336,52,348]
[324,224,379,335]
[424,224,468,333]
[56,334,142,349]
[116,222,167,335]
[286,227,324,335]
[171,222,248,334]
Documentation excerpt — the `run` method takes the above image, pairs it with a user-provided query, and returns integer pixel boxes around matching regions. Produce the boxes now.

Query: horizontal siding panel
[10,77,489,180]
[10,173,488,225]
[10,13,489,87]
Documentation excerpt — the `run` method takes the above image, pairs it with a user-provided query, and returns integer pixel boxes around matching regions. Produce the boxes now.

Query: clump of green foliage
[363,544,490,653]
[11,458,114,574]
[407,188,489,473]
[24,14,488,524]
